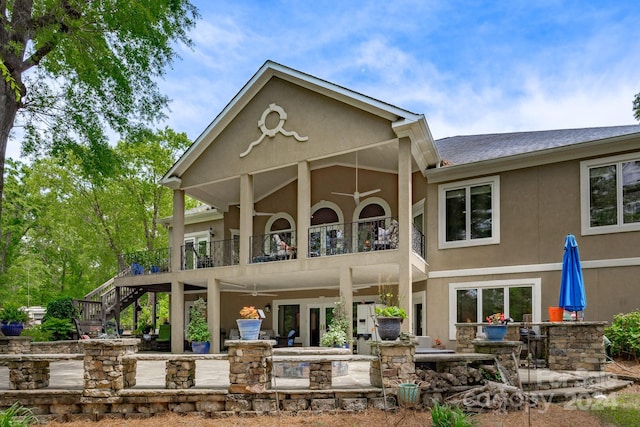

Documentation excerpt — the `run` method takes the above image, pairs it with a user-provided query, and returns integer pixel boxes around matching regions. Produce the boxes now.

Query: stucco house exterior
[113,61,640,353]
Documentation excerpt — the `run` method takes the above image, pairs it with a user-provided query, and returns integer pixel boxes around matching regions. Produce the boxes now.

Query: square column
[227,340,273,394]
[397,137,413,332]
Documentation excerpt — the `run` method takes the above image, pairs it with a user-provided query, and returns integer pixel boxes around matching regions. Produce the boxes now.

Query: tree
[0,128,192,304]
[0,0,198,226]
[634,92,640,122]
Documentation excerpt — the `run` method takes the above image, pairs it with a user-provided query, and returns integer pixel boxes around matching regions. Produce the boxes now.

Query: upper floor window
[438,176,500,248]
[581,153,640,235]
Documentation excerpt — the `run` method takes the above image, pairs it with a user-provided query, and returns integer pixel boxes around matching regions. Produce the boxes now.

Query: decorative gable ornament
[240,103,308,158]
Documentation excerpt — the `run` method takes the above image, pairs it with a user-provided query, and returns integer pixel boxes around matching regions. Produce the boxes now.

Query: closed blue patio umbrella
[559,234,587,319]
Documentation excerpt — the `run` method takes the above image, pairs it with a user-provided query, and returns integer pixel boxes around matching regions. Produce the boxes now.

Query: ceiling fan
[331,151,380,205]
[240,284,278,297]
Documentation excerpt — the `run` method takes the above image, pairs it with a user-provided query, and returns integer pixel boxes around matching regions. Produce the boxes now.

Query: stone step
[519,368,612,391]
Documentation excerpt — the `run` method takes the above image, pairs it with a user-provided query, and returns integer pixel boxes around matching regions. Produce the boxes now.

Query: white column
[297,160,311,258]
[239,174,254,266]
[170,281,185,353]
[398,137,413,333]
[207,278,221,353]
[339,266,353,347]
[171,190,185,272]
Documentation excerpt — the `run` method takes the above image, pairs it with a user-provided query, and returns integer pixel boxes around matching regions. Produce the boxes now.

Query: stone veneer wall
[30,340,80,354]
[543,322,607,371]
[456,321,607,371]
[369,340,417,388]
[0,336,31,356]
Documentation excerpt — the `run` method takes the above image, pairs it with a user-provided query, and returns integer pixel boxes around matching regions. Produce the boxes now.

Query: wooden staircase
[75,276,147,324]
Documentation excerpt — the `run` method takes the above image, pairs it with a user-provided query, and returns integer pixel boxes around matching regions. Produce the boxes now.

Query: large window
[448,279,540,340]
[438,176,500,248]
[581,153,640,235]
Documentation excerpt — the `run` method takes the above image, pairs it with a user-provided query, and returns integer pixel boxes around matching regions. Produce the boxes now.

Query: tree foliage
[0,128,192,305]
[0,0,198,227]
[634,92,640,122]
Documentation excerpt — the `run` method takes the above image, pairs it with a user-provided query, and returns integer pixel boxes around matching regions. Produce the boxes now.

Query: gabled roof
[436,125,640,166]
[161,60,437,185]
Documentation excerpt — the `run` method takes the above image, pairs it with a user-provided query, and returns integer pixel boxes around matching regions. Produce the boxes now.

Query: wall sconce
[264,304,271,313]
[209,227,215,238]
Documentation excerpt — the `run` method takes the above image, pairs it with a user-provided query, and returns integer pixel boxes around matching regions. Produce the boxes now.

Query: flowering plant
[239,306,260,319]
[486,312,506,325]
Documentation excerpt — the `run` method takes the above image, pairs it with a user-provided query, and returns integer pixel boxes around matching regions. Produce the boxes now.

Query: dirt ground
[44,358,640,427]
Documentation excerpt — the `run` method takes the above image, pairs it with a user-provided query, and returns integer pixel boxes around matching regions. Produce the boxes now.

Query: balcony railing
[118,221,425,275]
[182,238,239,270]
[308,217,398,257]
[412,223,425,260]
[119,248,171,276]
[249,231,297,263]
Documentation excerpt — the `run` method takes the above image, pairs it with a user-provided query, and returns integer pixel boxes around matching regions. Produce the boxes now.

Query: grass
[589,392,640,426]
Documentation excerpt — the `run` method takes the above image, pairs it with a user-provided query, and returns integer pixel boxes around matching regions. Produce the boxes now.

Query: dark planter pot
[377,317,402,340]
[191,341,210,354]
[1,321,24,336]
[484,324,508,341]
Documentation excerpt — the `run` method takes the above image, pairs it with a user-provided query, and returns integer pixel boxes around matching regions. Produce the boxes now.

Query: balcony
[249,231,297,263]
[118,220,425,276]
[182,238,239,269]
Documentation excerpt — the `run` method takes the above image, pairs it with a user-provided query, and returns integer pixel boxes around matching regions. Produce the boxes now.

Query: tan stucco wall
[424,156,640,346]
[181,77,396,188]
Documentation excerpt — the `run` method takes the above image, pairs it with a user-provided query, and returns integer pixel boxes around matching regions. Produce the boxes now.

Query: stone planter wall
[369,340,417,388]
[543,322,607,371]
[226,339,273,394]
[30,340,80,354]
[0,336,31,356]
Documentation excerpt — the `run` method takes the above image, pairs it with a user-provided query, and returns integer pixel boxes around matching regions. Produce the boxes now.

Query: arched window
[310,202,344,256]
[263,213,296,259]
[352,198,392,252]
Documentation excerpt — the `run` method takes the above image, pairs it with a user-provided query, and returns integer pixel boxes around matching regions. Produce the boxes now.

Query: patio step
[519,368,633,402]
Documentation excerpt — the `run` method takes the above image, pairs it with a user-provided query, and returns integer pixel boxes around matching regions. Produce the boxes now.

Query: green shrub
[21,325,52,342]
[43,297,79,322]
[40,317,76,341]
[431,402,474,427]
[0,303,29,323]
[0,402,38,426]
[605,310,640,359]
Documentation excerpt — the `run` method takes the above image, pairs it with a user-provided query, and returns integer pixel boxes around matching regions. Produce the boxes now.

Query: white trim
[429,257,640,279]
[352,197,392,222]
[438,176,500,249]
[311,200,345,224]
[265,212,296,235]
[448,278,542,340]
[580,152,640,236]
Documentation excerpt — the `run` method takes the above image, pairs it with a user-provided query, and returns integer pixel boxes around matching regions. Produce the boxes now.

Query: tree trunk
[0,83,20,253]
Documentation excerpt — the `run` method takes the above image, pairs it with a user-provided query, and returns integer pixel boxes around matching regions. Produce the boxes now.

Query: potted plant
[320,300,350,348]
[0,303,29,336]
[187,298,211,353]
[236,306,263,340]
[484,312,510,341]
[374,282,407,340]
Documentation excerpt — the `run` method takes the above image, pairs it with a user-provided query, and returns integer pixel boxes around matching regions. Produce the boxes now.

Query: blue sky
[158,0,640,143]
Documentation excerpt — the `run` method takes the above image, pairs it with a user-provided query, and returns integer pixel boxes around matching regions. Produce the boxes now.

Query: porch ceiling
[179,262,427,295]
[184,144,418,211]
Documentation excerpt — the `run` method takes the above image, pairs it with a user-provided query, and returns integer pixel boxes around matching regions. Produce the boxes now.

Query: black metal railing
[308,217,398,257]
[182,238,239,270]
[249,231,297,263]
[118,248,171,276]
[412,223,426,260]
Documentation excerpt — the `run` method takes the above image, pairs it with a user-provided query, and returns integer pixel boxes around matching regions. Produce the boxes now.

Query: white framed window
[438,176,500,249]
[448,278,541,340]
[581,153,640,235]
